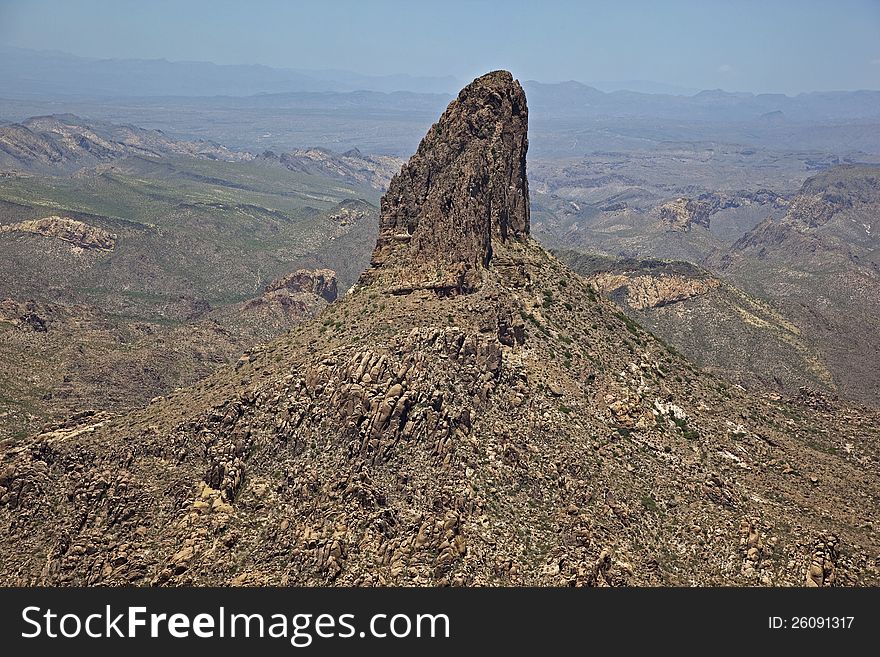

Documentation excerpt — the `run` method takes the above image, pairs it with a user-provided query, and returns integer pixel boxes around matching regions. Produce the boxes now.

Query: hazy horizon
[1,0,879,95]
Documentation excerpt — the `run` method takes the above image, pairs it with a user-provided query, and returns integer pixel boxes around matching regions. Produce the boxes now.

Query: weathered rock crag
[365,70,529,294]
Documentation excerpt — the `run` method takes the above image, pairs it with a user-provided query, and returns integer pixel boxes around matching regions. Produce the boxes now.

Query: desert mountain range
[2,72,878,587]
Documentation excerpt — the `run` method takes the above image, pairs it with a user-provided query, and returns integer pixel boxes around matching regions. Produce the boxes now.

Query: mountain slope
[716,165,880,405]
[1,72,878,588]
[0,114,403,190]
[556,251,836,396]
[0,114,246,173]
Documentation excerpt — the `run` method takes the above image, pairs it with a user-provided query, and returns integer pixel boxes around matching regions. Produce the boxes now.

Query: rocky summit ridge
[365,70,529,294]
[1,72,879,587]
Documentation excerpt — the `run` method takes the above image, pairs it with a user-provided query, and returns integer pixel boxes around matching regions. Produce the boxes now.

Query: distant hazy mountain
[0,46,462,97]
[5,45,878,121]
[2,50,879,158]
[290,68,462,94]
[588,79,700,95]
[523,80,880,121]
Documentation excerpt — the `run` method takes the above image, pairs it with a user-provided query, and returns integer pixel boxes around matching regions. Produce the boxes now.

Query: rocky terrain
[263,268,338,302]
[4,87,876,410]
[0,148,382,439]
[588,266,721,310]
[235,269,339,336]
[1,72,878,588]
[0,265,337,443]
[656,192,787,233]
[529,154,796,266]
[0,215,117,251]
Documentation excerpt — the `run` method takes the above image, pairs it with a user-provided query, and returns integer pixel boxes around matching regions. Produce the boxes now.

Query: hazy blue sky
[1,0,879,93]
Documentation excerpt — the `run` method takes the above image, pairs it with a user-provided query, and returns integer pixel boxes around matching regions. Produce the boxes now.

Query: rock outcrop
[591,272,721,310]
[656,192,784,233]
[788,165,880,229]
[365,70,529,294]
[238,269,339,332]
[659,198,708,231]
[0,298,50,332]
[0,216,116,251]
[264,269,338,303]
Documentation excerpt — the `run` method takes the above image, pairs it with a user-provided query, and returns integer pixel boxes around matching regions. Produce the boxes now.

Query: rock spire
[365,70,529,293]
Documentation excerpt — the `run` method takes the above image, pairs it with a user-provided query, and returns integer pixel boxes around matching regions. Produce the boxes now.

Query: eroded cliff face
[365,70,529,294]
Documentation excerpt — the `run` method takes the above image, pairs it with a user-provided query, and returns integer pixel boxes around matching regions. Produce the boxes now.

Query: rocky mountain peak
[364,70,529,293]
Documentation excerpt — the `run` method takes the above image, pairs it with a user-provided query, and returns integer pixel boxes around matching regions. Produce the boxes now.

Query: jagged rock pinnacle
[364,70,529,293]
